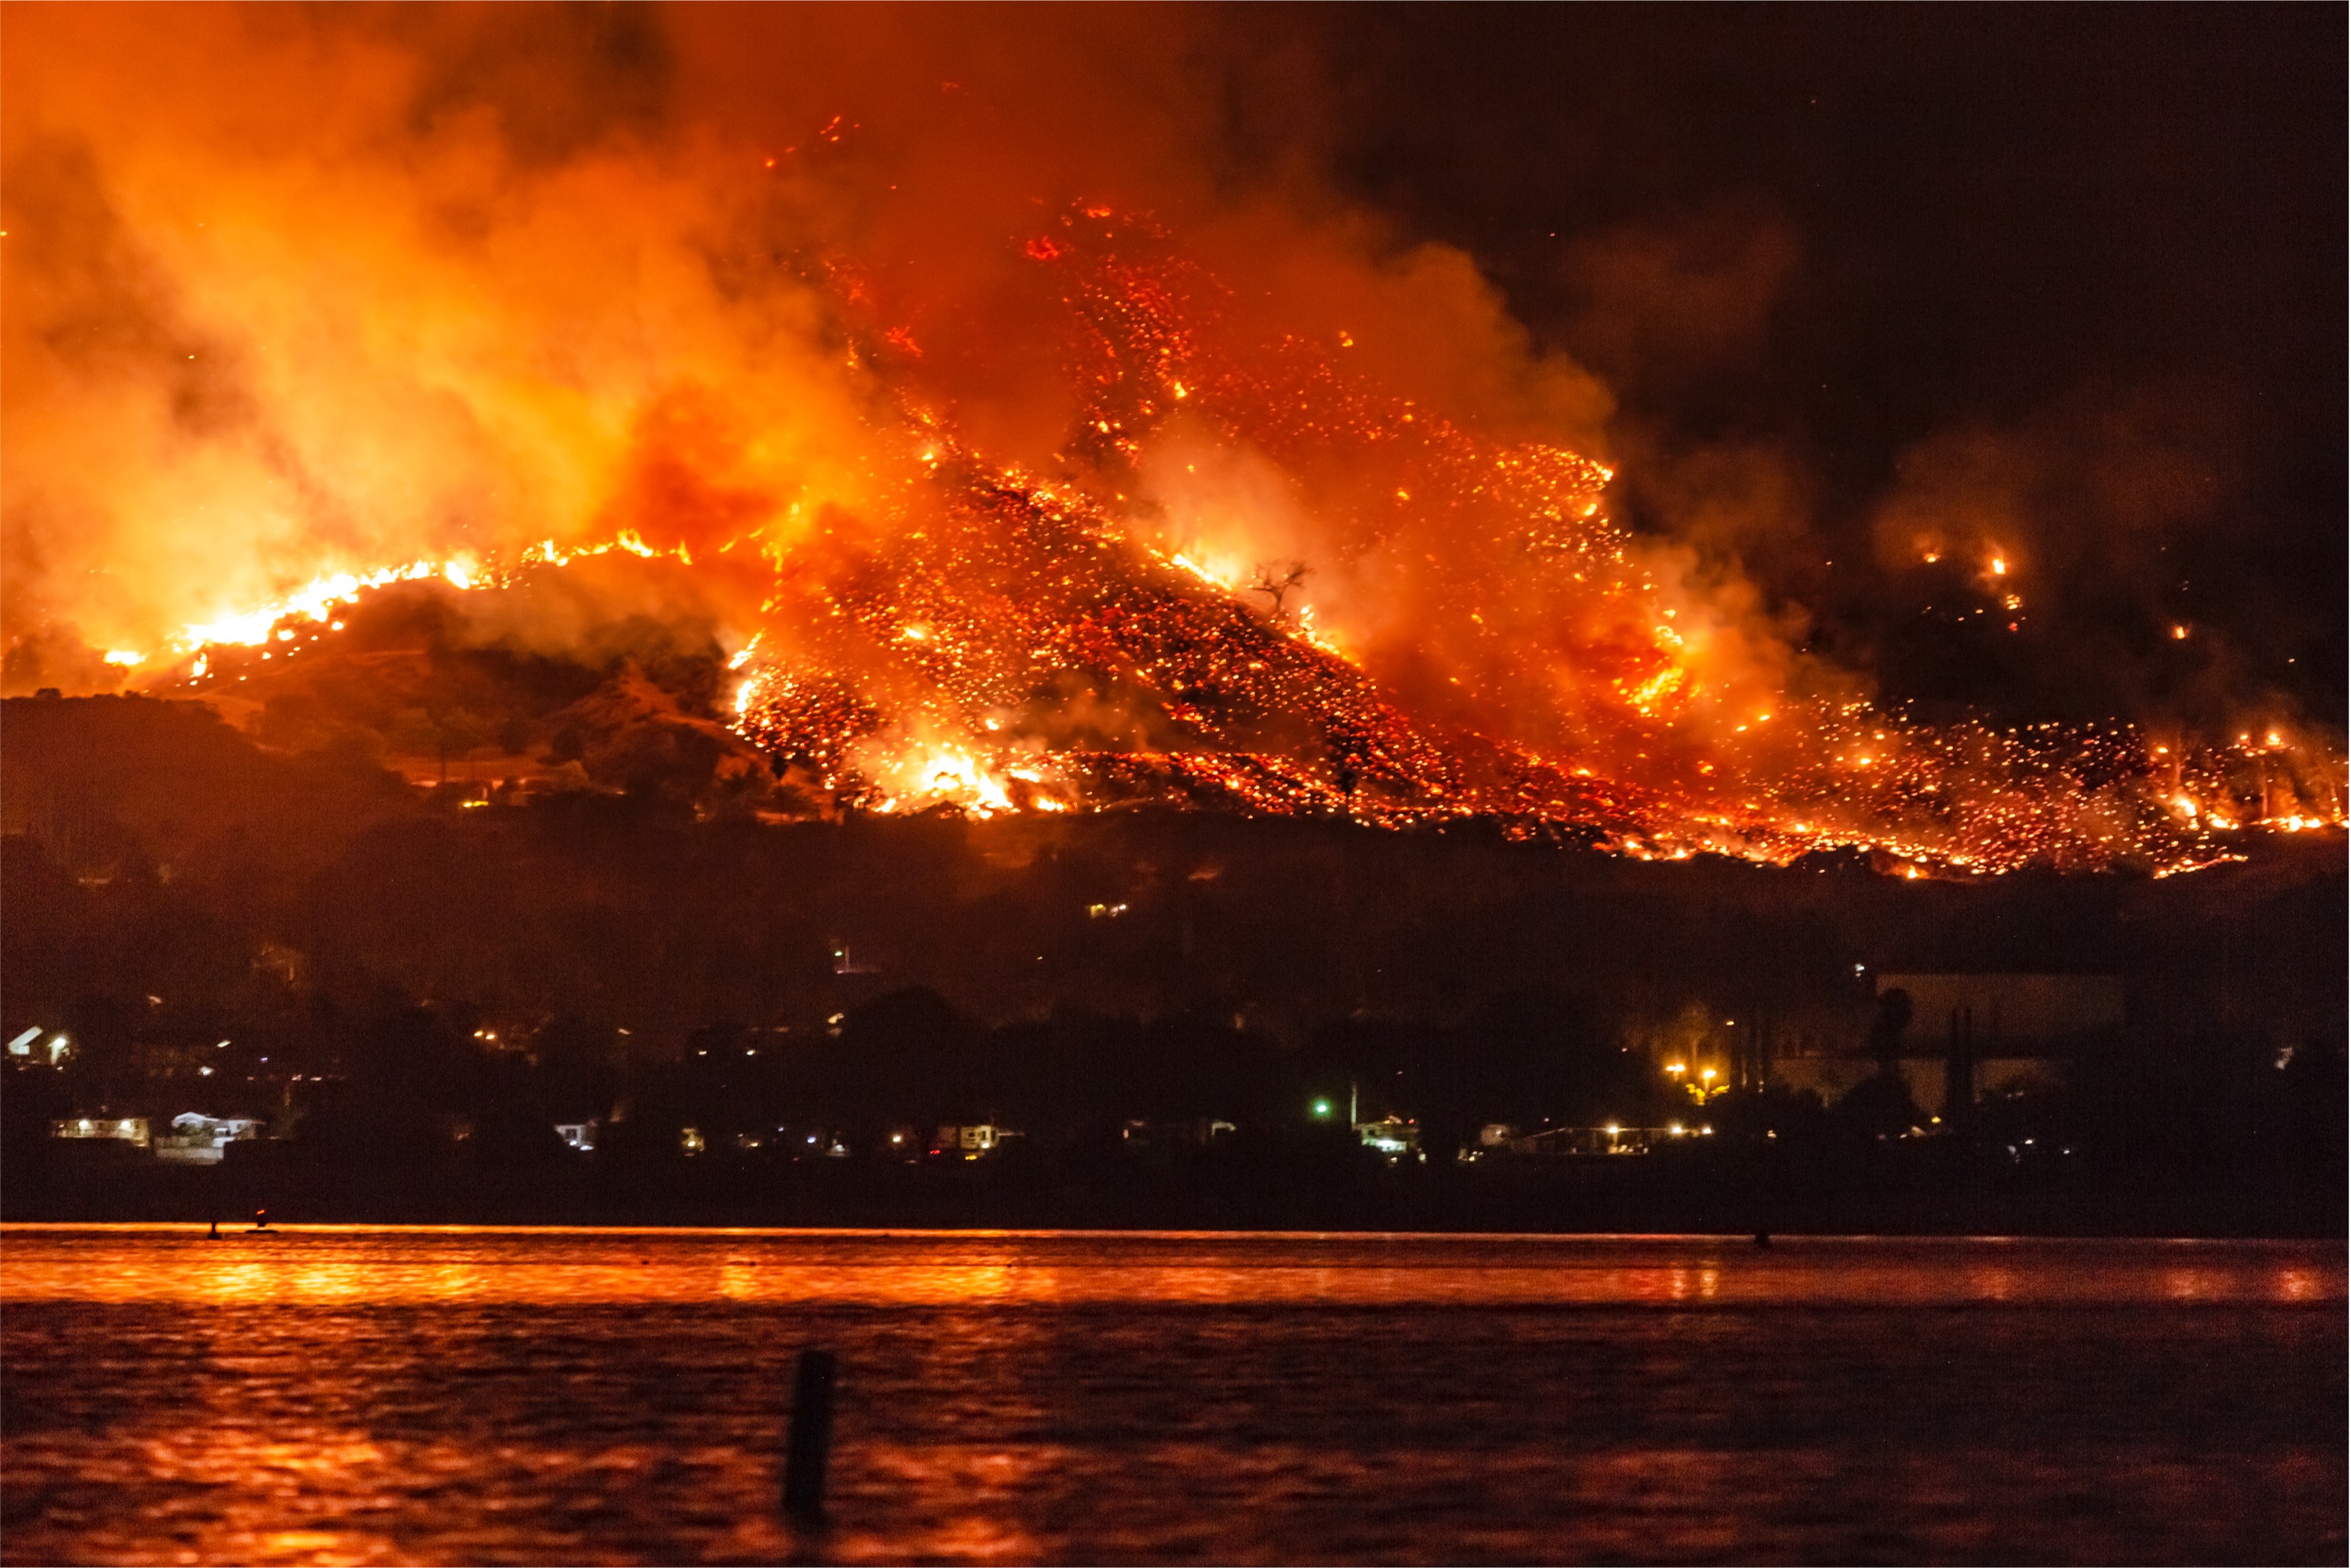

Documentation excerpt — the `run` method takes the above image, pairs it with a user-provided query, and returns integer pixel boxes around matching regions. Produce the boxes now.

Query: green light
[1311,1098,1333,1119]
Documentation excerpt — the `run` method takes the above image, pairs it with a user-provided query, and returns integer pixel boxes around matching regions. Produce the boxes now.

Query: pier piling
[783,1348,839,1518]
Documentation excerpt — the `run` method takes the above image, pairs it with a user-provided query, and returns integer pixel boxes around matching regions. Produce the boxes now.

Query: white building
[51,1116,149,1147]
[934,1123,1021,1158]
[153,1113,263,1164]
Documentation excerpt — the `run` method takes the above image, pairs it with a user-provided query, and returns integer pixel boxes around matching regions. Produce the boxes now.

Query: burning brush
[129,209,2346,875]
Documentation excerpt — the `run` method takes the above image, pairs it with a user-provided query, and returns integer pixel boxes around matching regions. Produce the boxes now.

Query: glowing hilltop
[124,212,2343,876]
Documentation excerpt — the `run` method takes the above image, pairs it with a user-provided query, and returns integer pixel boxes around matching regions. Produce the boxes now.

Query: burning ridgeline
[108,210,2345,879]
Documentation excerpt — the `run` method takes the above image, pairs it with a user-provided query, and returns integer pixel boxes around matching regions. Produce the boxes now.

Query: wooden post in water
[783,1348,838,1518]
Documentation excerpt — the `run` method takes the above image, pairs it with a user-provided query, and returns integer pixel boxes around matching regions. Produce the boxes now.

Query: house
[51,1116,150,1147]
[933,1123,1022,1159]
[10,1028,71,1065]
[153,1113,263,1165]
[1352,1115,1421,1160]
[1120,1117,1237,1147]
[1502,1123,1711,1157]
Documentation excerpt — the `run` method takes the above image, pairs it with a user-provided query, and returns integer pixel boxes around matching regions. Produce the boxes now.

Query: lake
[2,1227,2341,1564]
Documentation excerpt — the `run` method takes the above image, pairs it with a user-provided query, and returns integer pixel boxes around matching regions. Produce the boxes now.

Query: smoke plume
[2,5,2336,869]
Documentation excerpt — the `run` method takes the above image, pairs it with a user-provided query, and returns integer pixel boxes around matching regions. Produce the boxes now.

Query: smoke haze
[3,5,2339,867]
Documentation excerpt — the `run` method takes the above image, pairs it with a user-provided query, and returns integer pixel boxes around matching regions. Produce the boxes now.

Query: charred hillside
[8,690,2342,1044]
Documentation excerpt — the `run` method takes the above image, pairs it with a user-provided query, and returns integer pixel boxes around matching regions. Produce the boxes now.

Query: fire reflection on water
[1,1226,2334,1309]
[2,1227,2340,1566]
[123,1429,404,1566]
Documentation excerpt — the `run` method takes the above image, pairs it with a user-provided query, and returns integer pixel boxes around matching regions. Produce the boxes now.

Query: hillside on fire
[8,148,2341,877]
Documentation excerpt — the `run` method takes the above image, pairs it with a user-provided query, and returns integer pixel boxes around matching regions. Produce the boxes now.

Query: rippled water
[3,1227,2342,1564]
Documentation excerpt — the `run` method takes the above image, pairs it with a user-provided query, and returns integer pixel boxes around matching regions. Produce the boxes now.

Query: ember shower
[4,7,2340,875]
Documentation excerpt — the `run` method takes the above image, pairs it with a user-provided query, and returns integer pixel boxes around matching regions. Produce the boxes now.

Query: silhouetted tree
[1247,560,1309,620]
[1867,987,1913,1071]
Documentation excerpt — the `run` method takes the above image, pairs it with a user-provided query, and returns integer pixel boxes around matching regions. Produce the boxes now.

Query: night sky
[1307,5,2345,722]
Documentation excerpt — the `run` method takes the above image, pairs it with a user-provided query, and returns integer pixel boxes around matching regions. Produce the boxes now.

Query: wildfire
[113,206,2344,877]
[151,533,706,670]
[876,742,1019,816]
[175,561,453,651]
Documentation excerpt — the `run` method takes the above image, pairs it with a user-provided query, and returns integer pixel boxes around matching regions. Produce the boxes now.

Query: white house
[153,1113,263,1164]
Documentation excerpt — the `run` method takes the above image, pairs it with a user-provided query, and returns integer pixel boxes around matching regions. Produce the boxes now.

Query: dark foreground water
[1,1228,2341,1566]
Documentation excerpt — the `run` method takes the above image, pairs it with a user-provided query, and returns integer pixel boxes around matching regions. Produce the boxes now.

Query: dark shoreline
[12,1141,2340,1240]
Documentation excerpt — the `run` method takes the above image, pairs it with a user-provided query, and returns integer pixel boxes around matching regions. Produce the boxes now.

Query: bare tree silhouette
[1247,559,1309,621]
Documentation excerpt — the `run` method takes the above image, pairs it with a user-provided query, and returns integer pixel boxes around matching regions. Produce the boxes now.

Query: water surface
[3,1227,2341,1564]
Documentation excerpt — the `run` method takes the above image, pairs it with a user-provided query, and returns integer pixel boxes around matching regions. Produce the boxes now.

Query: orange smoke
[2,5,2339,871]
